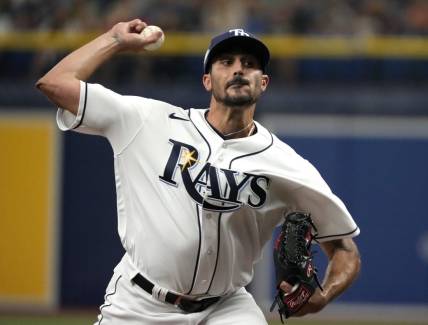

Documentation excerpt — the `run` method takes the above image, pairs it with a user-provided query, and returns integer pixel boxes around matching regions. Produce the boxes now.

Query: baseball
[141,25,164,51]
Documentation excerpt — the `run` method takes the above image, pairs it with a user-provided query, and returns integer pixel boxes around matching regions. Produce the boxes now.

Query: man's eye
[220,59,232,65]
[243,60,255,68]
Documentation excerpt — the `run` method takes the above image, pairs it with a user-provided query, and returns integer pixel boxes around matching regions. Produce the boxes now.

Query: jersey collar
[188,108,273,154]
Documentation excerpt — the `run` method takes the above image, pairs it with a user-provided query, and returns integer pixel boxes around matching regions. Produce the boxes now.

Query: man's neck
[206,101,256,139]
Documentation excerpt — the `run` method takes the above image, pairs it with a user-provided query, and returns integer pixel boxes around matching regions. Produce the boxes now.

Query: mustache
[226,76,250,88]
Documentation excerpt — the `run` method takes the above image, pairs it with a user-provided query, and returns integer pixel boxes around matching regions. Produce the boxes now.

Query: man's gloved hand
[270,212,323,323]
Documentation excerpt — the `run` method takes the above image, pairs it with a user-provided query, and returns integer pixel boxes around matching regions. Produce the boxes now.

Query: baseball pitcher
[37,19,361,324]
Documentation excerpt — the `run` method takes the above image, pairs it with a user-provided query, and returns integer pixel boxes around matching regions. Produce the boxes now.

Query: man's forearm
[35,31,120,113]
[48,32,120,81]
[320,238,361,303]
[36,19,157,114]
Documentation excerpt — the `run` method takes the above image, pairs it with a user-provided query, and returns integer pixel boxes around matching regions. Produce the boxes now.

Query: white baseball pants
[94,270,268,325]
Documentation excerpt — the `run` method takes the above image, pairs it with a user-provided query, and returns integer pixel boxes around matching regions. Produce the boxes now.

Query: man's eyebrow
[215,53,256,59]
[215,53,234,59]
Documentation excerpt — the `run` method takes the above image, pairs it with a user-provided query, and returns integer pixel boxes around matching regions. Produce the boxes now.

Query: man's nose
[232,61,244,75]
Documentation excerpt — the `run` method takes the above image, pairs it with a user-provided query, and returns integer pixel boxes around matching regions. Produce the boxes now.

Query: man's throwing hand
[109,19,164,52]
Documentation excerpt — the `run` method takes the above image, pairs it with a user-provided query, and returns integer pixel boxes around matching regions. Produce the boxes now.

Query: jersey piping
[97,274,122,325]
[73,82,88,130]
[203,113,259,140]
[206,212,223,294]
[186,204,203,295]
[188,109,212,160]
[229,131,274,169]
[315,226,360,240]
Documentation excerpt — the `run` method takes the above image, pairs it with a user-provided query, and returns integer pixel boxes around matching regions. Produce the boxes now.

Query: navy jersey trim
[73,82,88,130]
[315,227,360,240]
[203,111,226,140]
[186,204,202,295]
[206,182,229,294]
[229,131,274,169]
[97,274,122,325]
[203,111,258,140]
[206,212,222,294]
[188,109,212,160]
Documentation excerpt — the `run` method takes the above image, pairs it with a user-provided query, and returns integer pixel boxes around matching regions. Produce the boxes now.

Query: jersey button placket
[194,155,222,293]
[194,209,218,292]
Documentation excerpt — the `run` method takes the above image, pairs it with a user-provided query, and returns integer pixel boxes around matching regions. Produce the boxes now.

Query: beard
[213,90,256,107]
[212,76,260,108]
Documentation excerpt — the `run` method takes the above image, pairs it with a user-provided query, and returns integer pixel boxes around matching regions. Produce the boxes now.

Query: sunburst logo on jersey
[181,149,198,171]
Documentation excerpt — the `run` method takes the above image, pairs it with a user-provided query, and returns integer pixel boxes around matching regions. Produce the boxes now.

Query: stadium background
[0,0,427,324]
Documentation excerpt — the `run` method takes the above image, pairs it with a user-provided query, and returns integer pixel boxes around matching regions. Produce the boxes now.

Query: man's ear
[261,74,269,91]
[202,74,212,91]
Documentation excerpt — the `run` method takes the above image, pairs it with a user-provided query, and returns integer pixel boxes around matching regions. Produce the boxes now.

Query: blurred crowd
[1,0,428,35]
[0,0,427,94]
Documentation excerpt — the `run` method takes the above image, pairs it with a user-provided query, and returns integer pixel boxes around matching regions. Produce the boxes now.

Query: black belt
[132,273,221,313]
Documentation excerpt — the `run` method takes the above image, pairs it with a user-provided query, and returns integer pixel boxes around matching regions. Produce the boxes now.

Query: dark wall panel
[60,132,124,307]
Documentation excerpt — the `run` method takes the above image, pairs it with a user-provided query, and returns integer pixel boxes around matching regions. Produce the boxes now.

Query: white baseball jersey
[57,81,359,299]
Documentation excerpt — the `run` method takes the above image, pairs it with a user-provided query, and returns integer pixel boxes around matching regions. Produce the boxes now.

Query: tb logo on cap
[229,29,249,37]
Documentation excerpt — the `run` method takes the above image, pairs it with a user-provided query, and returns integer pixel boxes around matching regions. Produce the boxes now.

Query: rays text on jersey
[159,139,270,212]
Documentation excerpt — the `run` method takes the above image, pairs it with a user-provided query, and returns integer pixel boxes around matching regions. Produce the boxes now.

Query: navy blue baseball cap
[203,29,270,74]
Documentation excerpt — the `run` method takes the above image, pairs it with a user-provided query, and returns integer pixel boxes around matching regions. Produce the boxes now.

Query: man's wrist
[101,30,124,54]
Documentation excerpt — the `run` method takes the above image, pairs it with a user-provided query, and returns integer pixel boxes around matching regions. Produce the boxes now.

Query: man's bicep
[320,238,359,259]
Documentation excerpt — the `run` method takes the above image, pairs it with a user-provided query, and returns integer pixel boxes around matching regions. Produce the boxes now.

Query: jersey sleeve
[56,81,151,154]
[268,137,360,242]
[288,160,360,242]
